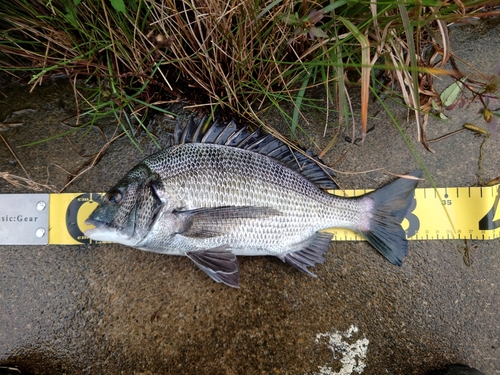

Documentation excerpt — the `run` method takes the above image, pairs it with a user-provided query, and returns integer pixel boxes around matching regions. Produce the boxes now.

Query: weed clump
[0,0,498,144]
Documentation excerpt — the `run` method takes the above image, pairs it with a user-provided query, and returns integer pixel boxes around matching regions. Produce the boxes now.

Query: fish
[85,116,421,288]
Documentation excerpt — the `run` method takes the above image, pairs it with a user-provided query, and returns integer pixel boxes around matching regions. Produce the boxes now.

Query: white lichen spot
[310,325,369,375]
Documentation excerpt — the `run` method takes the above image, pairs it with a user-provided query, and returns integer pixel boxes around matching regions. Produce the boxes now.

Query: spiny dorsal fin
[176,115,337,189]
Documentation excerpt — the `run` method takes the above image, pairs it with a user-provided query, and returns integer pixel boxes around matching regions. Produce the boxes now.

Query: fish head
[85,164,164,246]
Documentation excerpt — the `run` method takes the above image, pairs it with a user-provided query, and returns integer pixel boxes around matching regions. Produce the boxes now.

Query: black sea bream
[85,116,420,287]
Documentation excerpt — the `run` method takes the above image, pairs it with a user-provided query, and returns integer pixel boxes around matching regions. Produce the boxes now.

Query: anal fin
[186,246,240,288]
[279,232,333,277]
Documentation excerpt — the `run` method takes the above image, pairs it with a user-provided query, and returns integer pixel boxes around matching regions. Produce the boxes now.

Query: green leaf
[280,14,298,25]
[309,27,329,39]
[255,0,283,22]
[110,0,126,13]
[322,0,348,13]
[64,7,78,27]
[421,0,442,6]
[128,0,138,12]
[440,79,464,107]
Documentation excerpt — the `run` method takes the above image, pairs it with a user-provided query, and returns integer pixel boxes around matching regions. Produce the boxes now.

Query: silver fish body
[86,117,420,287]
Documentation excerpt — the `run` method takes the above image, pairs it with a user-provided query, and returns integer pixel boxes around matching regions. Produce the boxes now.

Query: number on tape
[1,185,499,245]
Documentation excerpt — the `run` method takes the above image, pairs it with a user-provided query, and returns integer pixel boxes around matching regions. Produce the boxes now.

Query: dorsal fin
[175,115,207,144]
[175,116,337,189]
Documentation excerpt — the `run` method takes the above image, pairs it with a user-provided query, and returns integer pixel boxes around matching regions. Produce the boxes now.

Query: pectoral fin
[175,206,281,239]
[186,246,240,288]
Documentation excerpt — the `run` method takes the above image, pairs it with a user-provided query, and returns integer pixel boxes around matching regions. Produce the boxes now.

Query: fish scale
[85,116,420,287]
[142,145,336,252]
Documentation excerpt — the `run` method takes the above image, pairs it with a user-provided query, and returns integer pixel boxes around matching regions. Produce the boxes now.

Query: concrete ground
[0,17,499,375]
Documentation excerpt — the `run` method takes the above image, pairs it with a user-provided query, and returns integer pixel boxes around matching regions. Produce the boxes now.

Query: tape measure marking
[48,184,500,244]
[2,184,499,245]
[49,193,104,245]
[325,184,500,241]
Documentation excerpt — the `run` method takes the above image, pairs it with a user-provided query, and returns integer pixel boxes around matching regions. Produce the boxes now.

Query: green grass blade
[291,73,311,137]
[398,1,422,138]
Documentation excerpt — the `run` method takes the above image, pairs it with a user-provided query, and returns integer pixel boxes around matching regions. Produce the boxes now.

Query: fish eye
[106,190,122,205]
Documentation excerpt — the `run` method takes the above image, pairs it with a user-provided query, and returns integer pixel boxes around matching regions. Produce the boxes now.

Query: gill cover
[86,165,164,242]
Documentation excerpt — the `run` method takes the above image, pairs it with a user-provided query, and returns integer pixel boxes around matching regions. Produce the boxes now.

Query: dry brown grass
[148,1,328,112]
[1,0,499,146]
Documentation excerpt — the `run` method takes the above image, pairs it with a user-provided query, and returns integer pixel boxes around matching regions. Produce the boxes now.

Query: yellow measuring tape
[324,184,500,241]
[46,184,500,245]
[50,193,102,245]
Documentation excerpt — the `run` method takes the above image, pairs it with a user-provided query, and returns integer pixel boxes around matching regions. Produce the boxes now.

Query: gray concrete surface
[0,18,499,375]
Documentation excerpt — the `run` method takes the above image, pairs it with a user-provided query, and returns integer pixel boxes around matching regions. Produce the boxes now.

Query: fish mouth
[84,218,110,240]
[85,218,106,229]
[84,217,137,245]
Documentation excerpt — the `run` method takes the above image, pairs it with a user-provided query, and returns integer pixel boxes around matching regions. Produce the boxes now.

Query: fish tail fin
[356,170,421,266]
